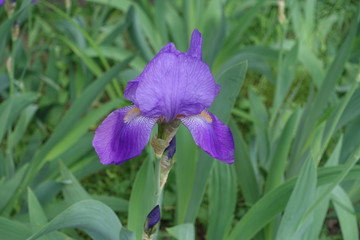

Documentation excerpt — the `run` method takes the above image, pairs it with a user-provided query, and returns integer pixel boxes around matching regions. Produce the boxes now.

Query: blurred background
[0,0,359,239]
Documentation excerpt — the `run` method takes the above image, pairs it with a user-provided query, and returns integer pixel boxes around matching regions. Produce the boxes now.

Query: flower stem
[143,122,179,239]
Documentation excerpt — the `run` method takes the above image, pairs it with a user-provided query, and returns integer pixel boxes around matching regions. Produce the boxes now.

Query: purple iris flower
[93,29,234,165]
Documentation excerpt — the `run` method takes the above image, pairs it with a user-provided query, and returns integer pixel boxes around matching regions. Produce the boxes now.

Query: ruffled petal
[124,42,181,104]
[180,110,234,164]
[186,29,202,60]
[158,42,181,55]
[92,106,157,165]
[135,53,219,121]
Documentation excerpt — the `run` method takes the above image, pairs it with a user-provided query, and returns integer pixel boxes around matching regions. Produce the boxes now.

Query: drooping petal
[187,29,202,60]
[180,110,234,164]
[135,53,220,120]
[92,106,157,165]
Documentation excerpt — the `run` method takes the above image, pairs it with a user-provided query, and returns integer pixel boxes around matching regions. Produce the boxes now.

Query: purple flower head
[0,0,5,6]
[93,29,235,165]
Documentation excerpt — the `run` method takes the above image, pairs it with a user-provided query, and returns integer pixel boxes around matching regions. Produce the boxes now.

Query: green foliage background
[0,0,359,239]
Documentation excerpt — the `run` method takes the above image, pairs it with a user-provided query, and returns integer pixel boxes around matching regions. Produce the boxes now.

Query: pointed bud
[164,137,176,161]
[145,205,160,230]
[143,205,160,239]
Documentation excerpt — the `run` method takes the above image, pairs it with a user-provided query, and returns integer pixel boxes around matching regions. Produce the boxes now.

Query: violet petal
[164,136,176,160]
[135,53,219,120]
[92,106,157,165]
[180,110,235,164]
[124,42,181,104]
[145,205,160,230]
[186,29,202,60]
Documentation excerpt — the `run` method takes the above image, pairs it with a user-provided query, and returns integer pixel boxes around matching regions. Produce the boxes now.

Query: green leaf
[273,43,298,111]
[336,88,360,130]
[227,165,360,240]
[27,199,122,240]
[28,188,48,230]
[0,217,32,240]
[59,162,90,205]
[290,13,358,174]
[182,62,247,223]
[154,0,169,44]
[276,156,317,239]
[127,6,155,61]
[167,223,195,240]
[8,104,38,149]
[214,0,266,67]
[175,126,198,223]
[0,164,28,213]
[127,158,156,240]
[207,162,237,240]
[230,118,260,204]
[119,228,136,240]
[164,1,188,52]
[265,109,300,192]
[0,93,38,144]
[92,195,128,212]
[331,186,359,240]
[10,59,132,213]
[298,45,324,88]
[248,88,269,166]
[86,0,132,11]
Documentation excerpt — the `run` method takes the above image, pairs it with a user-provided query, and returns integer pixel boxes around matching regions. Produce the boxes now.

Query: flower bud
[143,205,160,239]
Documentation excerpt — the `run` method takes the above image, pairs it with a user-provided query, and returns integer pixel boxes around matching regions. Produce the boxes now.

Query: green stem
[143,122,179,240]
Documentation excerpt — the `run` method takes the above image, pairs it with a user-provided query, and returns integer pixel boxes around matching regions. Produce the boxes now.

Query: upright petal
[187,29,202,60]
[93,106,157,165]
[180,110,234,164]
[135,53,220,121]
[158,42,181,55]
[124,79,139,104]
[124,42,181,104]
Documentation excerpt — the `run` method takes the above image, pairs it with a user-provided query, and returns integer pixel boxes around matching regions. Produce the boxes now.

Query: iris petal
[124,42,181,104]
[92,106,157,165]
[124,29,219,121]
[135,53,219,120]
[180,110,234,164]
[187,29,202,60]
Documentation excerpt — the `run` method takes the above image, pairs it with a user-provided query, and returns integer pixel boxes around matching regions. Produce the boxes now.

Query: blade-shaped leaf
[167,223,195,240]
[182,62,247,223]
[27,199,122,240]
